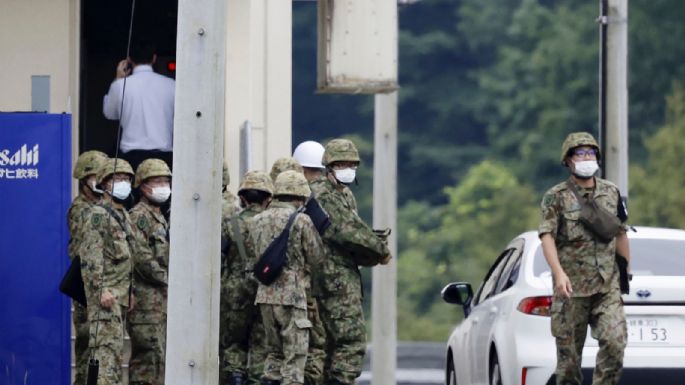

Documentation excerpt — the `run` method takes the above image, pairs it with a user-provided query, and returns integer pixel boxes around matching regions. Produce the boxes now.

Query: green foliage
[630,82,685,228]
[396,161,538,340]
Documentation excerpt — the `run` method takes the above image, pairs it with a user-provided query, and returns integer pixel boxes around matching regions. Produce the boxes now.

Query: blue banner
[0,113,71,385]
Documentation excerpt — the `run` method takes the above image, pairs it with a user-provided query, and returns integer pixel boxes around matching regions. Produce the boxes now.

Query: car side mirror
[441,282,474,317]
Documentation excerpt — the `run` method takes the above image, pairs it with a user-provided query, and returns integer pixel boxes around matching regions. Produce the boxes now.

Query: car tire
[489,352,502,385]
[446,355,457,385]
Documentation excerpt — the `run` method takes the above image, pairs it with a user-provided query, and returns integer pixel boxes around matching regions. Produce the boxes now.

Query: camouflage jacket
[223,190,241,217]
[310,175,389,268]
[249,201,325,309]
[67,194,98,260]
[221,203,264,276]
[539,177,625,297]
[79,204,136,308]
[129,200,169,320]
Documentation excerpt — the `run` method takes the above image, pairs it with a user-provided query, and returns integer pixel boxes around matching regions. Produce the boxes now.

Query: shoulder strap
[100,204,135,248]
[231,216,249,267]
[566,180,587,204]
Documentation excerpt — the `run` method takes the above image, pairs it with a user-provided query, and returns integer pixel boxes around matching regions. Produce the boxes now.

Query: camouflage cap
[223,162,230,186]
[73,150,108,180]
[322,138,360,166]
[239,170,274,195]
[274,170,311,198]
[134,158,171,187]
[560,132,600,162]
[270,157,304,181]
[96,158,134,184]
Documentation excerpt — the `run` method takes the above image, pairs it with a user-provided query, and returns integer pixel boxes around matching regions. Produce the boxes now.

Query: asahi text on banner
[0,144,40,179]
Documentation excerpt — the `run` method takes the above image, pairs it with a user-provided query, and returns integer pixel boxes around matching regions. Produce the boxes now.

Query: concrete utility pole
[600,0,629,196]
[371,91,398,385]
[165,0,226,383]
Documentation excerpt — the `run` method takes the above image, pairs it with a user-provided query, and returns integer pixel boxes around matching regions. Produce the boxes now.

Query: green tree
[395,160,539,340]
[630,82,685,228]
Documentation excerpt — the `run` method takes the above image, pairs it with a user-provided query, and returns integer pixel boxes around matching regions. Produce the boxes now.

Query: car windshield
[533,238,685,276]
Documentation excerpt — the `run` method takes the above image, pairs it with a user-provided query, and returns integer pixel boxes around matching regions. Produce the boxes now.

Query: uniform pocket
[562,210,585,241]
[295,318,313,329]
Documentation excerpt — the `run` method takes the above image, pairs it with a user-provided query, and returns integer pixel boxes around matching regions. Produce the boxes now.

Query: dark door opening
[79,0,177,155]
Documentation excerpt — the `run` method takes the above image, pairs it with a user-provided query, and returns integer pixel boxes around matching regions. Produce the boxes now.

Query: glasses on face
[572,148,598,158]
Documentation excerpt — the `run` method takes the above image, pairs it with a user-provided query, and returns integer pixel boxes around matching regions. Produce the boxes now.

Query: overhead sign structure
[0,113,72,385]
[317,0,399,94]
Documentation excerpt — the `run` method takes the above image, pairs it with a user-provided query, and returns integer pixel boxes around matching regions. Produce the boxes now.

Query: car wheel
[489,353,502,385]
[446,355,457,385]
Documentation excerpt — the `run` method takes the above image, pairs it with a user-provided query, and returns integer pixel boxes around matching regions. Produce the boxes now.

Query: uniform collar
[133,64,154,74]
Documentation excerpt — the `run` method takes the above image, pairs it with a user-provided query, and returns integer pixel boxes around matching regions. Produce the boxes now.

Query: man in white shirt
[103,42,175,171]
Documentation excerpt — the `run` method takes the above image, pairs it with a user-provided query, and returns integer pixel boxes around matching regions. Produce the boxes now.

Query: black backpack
[253,211,299,285]
[59,256,87,306]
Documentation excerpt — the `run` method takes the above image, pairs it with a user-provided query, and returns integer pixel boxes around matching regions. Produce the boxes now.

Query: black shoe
[229,373,246,385]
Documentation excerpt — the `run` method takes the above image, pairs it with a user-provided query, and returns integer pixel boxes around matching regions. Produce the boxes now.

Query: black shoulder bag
[253,211,299,285]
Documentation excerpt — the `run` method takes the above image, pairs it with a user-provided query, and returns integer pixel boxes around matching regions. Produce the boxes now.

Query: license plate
[627,317,676,344]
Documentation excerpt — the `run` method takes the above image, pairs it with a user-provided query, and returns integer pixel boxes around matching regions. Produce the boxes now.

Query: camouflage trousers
[260,304,311,385]
[318,263,366,385]
[87,303,127,385]
[73,300,90,385]
[128,320,166,385]
[304,296,326,385]
[551,289,627,385]
[220,275,266,385]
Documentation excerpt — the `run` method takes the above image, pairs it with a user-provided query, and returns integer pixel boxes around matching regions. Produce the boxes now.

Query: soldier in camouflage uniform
[270,157,304,182]
[68,150,108,385]
[539,132,630,385]
[292,141,329,385]
[128,159,173,385]
[310,139,391,385]
[220,171,274,385]
[80,158,156,385]
[248,170,325,385]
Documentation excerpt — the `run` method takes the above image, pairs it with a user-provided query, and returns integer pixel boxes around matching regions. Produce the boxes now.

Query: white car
[441,226,685,385]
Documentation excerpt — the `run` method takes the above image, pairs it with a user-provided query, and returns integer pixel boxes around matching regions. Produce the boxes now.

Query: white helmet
[293,140,325,169]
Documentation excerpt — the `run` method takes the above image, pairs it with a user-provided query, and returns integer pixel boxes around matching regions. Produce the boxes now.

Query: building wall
[0,0,80,185]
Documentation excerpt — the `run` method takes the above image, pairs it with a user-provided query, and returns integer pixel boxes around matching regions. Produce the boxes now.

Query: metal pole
[240,120,252,181]
[371,91,398,385]
[598,0,608,177]
[603,0,629,197]
[165,0,226,383]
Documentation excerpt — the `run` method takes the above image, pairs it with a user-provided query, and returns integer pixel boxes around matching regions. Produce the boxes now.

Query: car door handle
[472,316,479,324]
[489,306,498,314]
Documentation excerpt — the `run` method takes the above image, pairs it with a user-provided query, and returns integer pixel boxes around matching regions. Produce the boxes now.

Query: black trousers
[121,149,173,172]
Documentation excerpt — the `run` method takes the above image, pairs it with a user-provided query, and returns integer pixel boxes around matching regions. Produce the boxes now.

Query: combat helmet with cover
[239,170,274,195]
[560,132,601,164]
[270,157,304,181]
[274,170,311,199]
[134,159,171,188]
[322,138,360,166]
[96,158,134,185]
[73,150,108,180]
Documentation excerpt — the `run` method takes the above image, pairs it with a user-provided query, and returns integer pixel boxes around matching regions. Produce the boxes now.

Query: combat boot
[228,373,246,385]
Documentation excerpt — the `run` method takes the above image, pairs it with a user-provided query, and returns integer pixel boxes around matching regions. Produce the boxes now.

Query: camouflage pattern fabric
[249,201,324,385]
[79,204,135,385]
[551,290,627,385]
[539,177,625,296]
[219,203,267,384]
[309,175,389,384]
[304,295,326,385]
[128,200,170,385]
[223,189,241,218]
[67,193,99,385]
[260,304,311,385]
[539,176,627,385]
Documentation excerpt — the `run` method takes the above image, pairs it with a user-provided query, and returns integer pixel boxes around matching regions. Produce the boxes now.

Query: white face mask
[111,181,132,200]
[573,160,599,178]
[334,168,356,184]
[149,185,171,203]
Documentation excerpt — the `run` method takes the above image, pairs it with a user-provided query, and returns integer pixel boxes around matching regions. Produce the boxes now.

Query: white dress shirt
[103,65,175,153]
